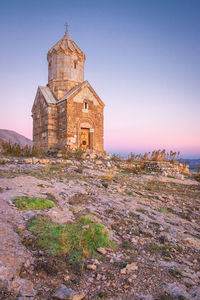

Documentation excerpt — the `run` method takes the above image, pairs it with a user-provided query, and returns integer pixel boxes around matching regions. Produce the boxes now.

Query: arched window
[74,60,77,69]
[84,102,88,110]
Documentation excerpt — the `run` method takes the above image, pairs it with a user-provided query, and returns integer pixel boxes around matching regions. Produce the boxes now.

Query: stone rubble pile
[0,155,190,177]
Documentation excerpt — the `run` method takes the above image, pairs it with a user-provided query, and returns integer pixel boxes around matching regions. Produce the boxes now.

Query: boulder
[164,282,190,299]
[52,285,85,300]
[52,285,73,299]
[95,160,103,165]
[10,278,37,297]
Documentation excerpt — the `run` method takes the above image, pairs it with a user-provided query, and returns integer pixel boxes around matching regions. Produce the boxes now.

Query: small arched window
[74,60,77,69]
[84,102,88,110]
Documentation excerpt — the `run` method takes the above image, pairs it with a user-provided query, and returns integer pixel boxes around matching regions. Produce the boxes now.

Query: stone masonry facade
[32,29,104,153]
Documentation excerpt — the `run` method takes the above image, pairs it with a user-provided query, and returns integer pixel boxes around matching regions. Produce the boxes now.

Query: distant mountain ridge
[182,158,200,171]
[0,129,32,147]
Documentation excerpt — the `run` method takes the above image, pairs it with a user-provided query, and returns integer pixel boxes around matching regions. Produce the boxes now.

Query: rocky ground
[0,158,199,300]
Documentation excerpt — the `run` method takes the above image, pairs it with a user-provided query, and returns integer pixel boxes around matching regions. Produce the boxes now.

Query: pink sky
[0,0,200,158]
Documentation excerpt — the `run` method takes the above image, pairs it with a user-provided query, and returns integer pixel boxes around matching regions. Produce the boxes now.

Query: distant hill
[0,129,32,147]
[182,158,200,171]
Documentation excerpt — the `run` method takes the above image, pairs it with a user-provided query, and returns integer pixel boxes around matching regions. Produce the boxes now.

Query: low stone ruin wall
[143,161,190,176]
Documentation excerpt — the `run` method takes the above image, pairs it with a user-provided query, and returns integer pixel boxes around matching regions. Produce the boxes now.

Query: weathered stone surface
[190,286,200,300]
[95,160,103,165]
[73,293,85,300]
[52,285,74,299]
[120,262,138,275]
[87,264,97,271]
[52,285,85,300]
[11,278,37,297]
[96,247,107,255]
[0,199,31,285]
[164,282,190,299]
[0,159,199,300]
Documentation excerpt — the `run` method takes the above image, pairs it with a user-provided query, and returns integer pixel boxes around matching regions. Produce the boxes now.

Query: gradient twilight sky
[0,0,199,158]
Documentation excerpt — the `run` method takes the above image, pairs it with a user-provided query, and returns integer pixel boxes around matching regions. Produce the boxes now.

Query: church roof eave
[57,80,105,107]
[31,86,57,112]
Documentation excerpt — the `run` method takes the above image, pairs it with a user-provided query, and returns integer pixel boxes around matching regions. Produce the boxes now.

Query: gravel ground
[0,161,199,300]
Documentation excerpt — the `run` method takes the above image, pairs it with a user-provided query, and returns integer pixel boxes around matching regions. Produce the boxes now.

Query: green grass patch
[167,175,175,179]
[27,216,114,261]
[160,207,170,214]
[44,165,61,172]
[126,191,133,196]
[13,196,56,210]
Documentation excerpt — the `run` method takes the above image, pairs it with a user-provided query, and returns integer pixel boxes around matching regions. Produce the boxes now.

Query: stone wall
[47,50,85,98]
[47,104,58,149]
[32,92,49,151]
[57,101,67,149]
[66,85,104,152]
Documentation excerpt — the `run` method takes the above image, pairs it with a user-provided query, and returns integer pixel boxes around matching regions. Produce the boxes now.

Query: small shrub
[169,268,182,278]
[178,296,186,300]
[73,148,85,159]
[45,193,57,203]
[111,154,120,161]
[121,241,132,249]
[27,216,114,262]
[1,141,43,158]
[113,261,127,268]
[193,173,200,182]
[136,208,147,214]
[160,207,170,214]
[122,165,142,175]
[61,148,73,159]
[68,194,93,206]
[13,196,56,210]
[145,243,161,254]
[75,167,83,174]
[126,149,181,163]
[34,258,60,275]
[102,182,108,188]
[98,291,108,298]
[158,294,174,300]
[101,172,114,181]
[32,146,44,158]
[44,165,60,172]
[161,246,171,257]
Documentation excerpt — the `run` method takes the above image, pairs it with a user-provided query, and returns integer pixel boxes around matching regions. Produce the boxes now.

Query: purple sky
[0,0,199,158]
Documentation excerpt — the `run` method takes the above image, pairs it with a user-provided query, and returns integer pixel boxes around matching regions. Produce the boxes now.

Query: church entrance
[80,128,90,150]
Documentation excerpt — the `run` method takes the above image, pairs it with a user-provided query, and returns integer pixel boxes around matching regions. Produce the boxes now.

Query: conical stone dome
[47,29,85,98]
[47,31,85,60]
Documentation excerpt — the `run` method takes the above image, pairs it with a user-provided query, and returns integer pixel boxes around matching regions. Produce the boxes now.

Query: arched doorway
[80,128,90,150]
[78,119,94,150]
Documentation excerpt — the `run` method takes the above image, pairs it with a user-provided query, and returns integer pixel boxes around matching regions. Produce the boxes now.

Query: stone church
[32,28,104,153]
